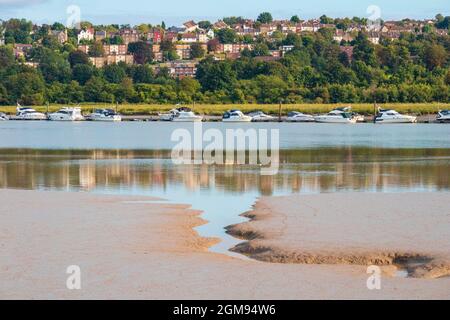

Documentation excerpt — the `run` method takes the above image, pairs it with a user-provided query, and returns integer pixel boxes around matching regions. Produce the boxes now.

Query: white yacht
[48,107,85,121]
[0,112,9,121]
[16,106,47,120]
[352,113,365,123]
[437,110,450,123]
[171,108,203,122]
[374,109,417,124]
[88,109,122,122]
[314,107,357,124]
[222,110,252,123]
[249,111,276,122]
[159,109,178,121]
[286,111,315,122]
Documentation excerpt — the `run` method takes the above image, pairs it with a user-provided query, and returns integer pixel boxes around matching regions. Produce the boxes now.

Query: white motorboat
[48,107,85,121]
[374,109,417,124]
[88,109,122,122]
[314,107,357,124]
[16,106,47,120]
[171,107,203,122]
[286,111,315,122]
[249,111,276,122]
[159,109,178,121]
[0,112,9,121]
[222,110,253,123]
[352,113,365,123]
[437,110,450,123]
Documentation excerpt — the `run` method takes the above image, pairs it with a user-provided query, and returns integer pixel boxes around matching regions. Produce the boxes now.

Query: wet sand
[0,189,449,299]
[227,193,450,279]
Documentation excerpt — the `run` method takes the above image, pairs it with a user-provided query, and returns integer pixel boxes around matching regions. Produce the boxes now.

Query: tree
[196,57,237,92]
[290,15,300,23]
[68,50,90,67]
[130,65,154,83]
[83,76,107,102]
[89,41,105,57]
[198,21,212,30]
[423,44,447,70]
[190,43,205,59]
[216,28,237,43]
[72,64,93,85]
[5,72,45,105]
[352,32,377,67]
[103,64,126,83]
[39,50,72,83]
[0,47,15,69]
[319,15,334,24]
[435,16,450,29]
[128,41,153,64]
[252,43,270,56]
[257,12,273,24]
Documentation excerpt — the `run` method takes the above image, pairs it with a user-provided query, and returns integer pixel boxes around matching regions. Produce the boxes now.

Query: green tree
[128,41,153,64]
[290,15,300,23]
[196,57,237,92]
[39,50,72,83]
[89,41,105,57]
[72,64,93,85]
[257,12,273,24]
[103,64,126,83]
[423,44,447,70]
[216,28,237,43]
[68,50,91,67]
[190,43,206,59]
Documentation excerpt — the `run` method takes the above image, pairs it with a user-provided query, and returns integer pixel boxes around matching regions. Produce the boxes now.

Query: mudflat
[227,193,450,279]
[0,189,449,299]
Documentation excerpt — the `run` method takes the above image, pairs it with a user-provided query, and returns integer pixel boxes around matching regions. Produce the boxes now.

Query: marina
[1,106,449,123]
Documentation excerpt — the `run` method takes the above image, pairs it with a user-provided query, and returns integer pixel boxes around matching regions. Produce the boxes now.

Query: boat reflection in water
[1,148,449,195]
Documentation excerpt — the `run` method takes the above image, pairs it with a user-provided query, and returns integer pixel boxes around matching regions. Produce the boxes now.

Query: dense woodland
[0,16,449,106]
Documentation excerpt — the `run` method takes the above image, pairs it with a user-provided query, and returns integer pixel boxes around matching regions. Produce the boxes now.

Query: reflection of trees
[0,148,449,194]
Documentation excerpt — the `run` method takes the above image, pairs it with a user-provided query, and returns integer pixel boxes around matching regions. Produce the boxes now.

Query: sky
[0,0,448,26]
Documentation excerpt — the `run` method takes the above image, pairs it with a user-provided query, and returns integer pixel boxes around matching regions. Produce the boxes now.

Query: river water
[1,121,449,256]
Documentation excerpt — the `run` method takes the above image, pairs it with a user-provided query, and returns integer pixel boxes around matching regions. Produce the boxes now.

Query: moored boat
[16,106,47,120]
[249,111,276,122]
[314,107,357,124]
[48,107,85,121]
[88,109,122,122]
[0,112,9,121]
[374,109,417,124]
[437,110,450,123]
[222,110,253,123]
[171,107,203,122]
[286,111,315,122]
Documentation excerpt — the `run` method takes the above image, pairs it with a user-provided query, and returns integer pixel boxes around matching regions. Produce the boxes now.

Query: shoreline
[226,193,450,279]
[1,189,449,299]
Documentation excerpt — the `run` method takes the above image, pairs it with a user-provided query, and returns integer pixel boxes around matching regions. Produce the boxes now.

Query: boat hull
[314,117,357,124]
[375,118,417,124]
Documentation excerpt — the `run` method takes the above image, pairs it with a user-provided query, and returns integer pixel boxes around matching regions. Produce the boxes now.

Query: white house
[77,28,95,44]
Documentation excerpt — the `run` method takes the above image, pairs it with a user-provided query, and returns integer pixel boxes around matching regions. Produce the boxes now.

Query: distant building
[90,55,134,68]
[95,30,108,41]
[78,28,95,43]
[156,61,198,78]
[49,29,68,44]
[13,44,33,58]
[119,29,140,45]
[180,33,197,43]
[183,20,198,33]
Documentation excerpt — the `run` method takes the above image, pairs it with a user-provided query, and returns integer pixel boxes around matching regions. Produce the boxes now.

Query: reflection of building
[0,148,448,195]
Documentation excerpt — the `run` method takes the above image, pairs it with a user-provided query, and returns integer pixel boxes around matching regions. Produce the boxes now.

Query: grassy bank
[1,103,449,116]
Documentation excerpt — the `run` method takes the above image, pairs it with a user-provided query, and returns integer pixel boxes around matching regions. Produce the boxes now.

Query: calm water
[1,121,449,256]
